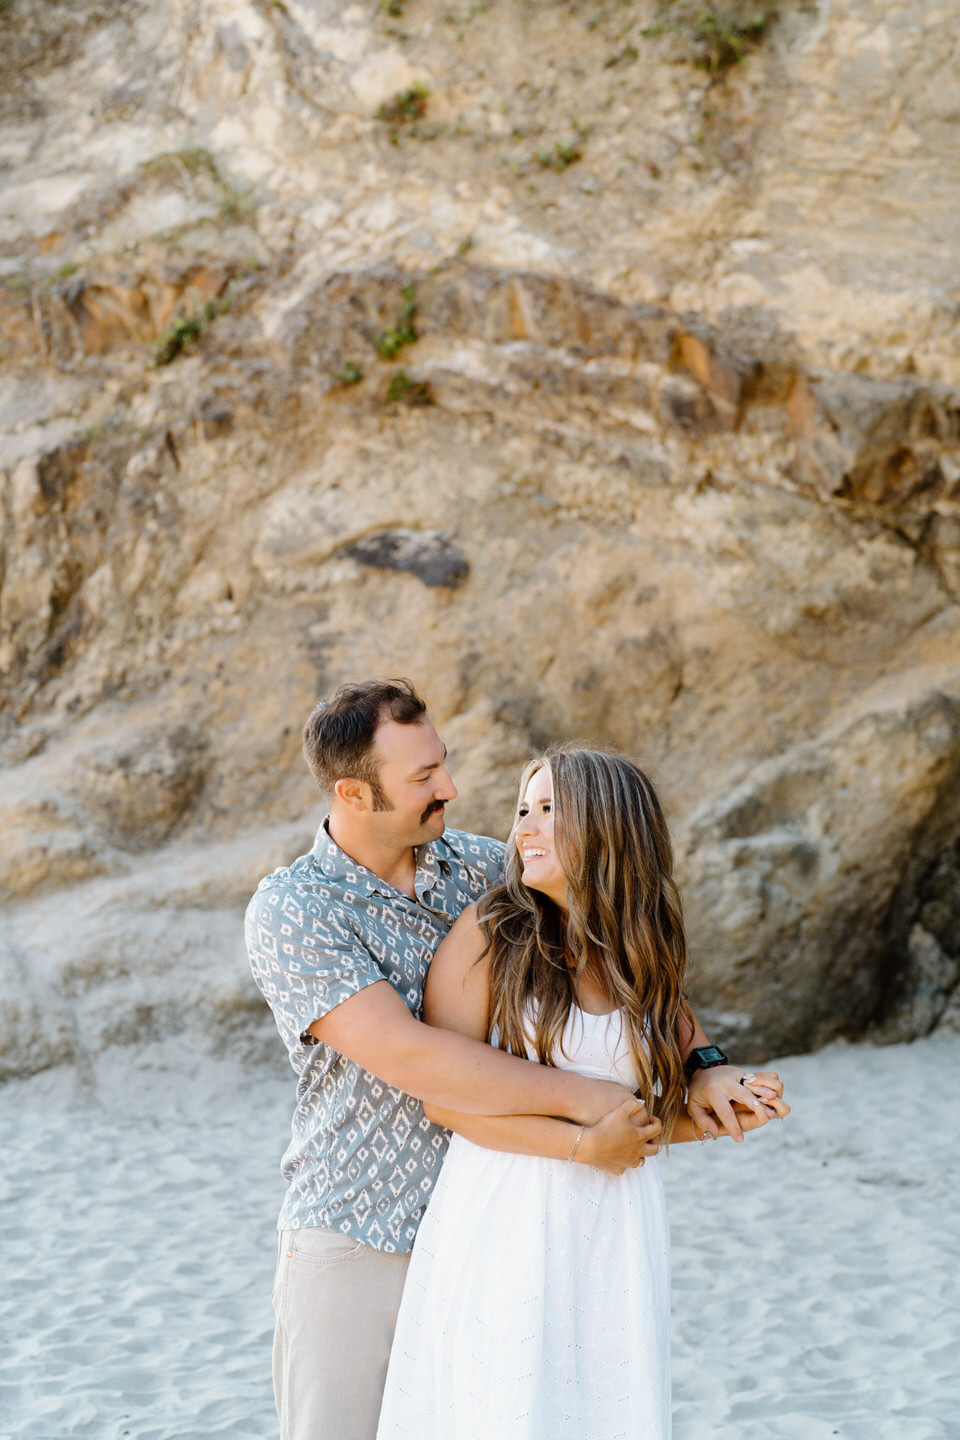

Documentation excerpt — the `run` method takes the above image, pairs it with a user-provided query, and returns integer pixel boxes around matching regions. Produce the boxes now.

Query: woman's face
[515,766,568,909]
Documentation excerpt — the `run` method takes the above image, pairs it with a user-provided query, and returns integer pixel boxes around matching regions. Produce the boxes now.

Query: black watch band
[684,1045,729,1081]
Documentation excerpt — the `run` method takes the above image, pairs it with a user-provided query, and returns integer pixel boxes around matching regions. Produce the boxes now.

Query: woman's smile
[515,767,567,907]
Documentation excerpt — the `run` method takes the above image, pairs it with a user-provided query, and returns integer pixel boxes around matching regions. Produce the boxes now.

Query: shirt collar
[311,818,452,898]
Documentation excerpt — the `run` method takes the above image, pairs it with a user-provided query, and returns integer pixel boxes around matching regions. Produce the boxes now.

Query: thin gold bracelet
[567,1124,585,1162]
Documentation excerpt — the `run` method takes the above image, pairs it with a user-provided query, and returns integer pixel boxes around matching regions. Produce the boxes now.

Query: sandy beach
[1,1031,957,1440]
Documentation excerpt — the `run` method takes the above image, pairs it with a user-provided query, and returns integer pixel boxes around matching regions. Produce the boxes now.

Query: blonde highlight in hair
[477,747,693,1141]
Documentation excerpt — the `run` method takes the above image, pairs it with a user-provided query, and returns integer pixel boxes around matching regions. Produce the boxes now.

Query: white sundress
[377,1006,672,1440]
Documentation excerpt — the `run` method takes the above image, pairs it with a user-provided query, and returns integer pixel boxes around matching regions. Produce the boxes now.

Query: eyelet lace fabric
[377,1008,671,1439]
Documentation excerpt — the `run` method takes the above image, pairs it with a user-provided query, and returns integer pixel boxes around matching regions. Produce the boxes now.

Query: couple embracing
[246,678,789,1440]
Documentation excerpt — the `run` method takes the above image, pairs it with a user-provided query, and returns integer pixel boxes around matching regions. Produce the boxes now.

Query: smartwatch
[684,1045,729,1081]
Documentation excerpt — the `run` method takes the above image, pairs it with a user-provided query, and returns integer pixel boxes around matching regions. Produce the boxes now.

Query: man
[246,679,783,1440]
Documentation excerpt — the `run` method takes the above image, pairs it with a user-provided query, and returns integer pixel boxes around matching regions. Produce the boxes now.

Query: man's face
[367,716,458,845]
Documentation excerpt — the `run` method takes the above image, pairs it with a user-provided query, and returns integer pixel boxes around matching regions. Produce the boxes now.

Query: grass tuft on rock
[376,83,429,141]
[386,369,434,406]
[332,362,365,387]
[644,1,779,73]
[153,292,233,367]
[377,285,419,359]
[536,138,584,172]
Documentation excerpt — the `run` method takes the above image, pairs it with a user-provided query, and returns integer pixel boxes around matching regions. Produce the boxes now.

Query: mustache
[421,800,446,824]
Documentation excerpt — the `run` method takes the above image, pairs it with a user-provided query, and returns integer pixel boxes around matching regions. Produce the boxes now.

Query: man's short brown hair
[302,678,427,808]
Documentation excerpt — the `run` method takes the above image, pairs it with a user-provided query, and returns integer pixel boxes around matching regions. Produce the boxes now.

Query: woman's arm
[423,905,657,1174]
[680,1008,789,1140]
[425,1099,662,1175]
[421,903,496,1044]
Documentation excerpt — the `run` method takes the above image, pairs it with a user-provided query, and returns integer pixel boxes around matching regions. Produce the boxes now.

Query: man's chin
[421,807,447,835]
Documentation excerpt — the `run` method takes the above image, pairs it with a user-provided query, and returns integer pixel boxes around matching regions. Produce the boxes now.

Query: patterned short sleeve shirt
[245,821,506,1252]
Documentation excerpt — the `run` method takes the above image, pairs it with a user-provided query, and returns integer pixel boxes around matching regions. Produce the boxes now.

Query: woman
[377,748,787,1440]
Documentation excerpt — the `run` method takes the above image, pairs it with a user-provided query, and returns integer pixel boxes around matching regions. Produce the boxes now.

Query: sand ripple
[1,1032,958,1438]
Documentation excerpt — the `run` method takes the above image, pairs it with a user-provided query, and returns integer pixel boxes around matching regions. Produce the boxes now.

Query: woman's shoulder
[451,898,483,927]
[435,901,489,961]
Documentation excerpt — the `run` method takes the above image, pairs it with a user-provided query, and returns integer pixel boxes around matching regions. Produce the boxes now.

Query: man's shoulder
[246,845,352,926]
[251,847,322,897]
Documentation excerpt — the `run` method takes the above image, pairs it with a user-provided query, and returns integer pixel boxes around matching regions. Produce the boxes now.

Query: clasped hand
[575,1062,790,1173]
[688,1065,791,1142]
[576,1096,661,1175]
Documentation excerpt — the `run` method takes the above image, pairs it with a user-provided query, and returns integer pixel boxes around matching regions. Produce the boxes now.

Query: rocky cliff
[2,0,959,1078]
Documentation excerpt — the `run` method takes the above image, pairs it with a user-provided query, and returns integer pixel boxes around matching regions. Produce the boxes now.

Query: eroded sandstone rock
[681,678,960,1053]
[1,0,959,1078]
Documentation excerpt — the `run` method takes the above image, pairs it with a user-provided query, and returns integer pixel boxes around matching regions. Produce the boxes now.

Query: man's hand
[577,1098,662,1175]
[688,1066,790,1142]
[579,1078,650,1126]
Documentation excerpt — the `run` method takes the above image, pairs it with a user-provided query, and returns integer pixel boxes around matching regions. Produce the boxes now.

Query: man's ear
[333,776,369,812]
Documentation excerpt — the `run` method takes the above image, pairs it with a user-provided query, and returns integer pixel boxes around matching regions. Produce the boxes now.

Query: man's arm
[306,972,633,1127]
[249,877,630,1126]
[413,905,658,1173]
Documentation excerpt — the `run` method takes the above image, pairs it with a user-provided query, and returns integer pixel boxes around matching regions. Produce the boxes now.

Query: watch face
[698,1046,726,1065]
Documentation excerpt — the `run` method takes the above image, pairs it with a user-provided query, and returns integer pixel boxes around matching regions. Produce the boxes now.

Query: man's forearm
[306,982,631,1123]
[370,1023,628,1124]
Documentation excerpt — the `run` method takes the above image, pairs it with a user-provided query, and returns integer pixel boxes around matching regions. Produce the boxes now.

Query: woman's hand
[727,1098,785,1136]
[576,1098,662,1175]
[688,1066,790,1142]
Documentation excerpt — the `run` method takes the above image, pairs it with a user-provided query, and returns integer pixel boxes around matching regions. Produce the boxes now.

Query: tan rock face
[683,680,960,1052]
[1,0,959,1079]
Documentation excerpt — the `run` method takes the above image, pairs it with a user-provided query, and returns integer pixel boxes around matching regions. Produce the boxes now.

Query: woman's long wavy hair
[477,747,693,1141]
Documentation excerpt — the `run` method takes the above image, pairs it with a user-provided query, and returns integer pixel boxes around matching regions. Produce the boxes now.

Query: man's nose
[436,767,457,801]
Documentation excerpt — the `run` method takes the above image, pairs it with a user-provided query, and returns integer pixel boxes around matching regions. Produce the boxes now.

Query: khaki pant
[272,1228,411,1440]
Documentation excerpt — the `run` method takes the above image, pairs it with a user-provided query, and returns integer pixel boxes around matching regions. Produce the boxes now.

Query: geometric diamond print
[245,821,506,1252]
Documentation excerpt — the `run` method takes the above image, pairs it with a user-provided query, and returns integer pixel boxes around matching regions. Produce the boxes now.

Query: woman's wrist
[570,1076,634,1126]
[566,1124,586,1163]
[570,1122,595,1165]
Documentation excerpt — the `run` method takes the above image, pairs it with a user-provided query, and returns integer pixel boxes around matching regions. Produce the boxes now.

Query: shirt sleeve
[245,882,385,1052]
[465,833,507,888]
